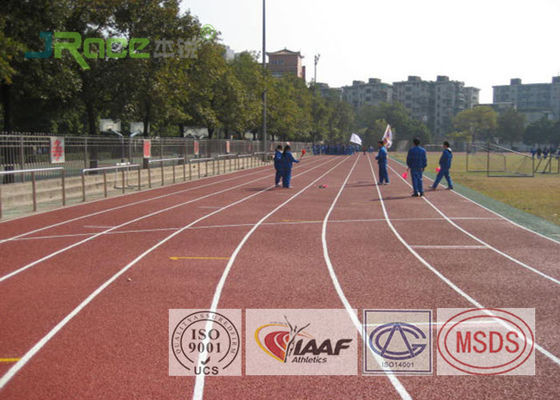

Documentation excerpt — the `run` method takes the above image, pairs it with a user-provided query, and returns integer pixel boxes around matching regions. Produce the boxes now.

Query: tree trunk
[143,99,151,138]
[1,82,16,182]
[85,101,99,165]
[1,83,12,134]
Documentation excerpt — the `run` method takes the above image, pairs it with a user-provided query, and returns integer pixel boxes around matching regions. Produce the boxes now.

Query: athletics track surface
[0,155,558,399]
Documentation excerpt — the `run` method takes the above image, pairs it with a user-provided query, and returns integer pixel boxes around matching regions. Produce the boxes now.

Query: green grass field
[392,152,560,226]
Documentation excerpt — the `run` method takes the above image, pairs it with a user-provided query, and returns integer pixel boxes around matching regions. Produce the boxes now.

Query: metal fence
[0,133,308,184]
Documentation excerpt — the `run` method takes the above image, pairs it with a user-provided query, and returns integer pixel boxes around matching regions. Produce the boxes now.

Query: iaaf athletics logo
[246,309,357,375]
[255,316,352,364]
[24,24,217,70]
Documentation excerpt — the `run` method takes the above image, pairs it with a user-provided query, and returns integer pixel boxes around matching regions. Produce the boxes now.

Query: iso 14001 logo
[363,310,432,375]
[169,310,241,376]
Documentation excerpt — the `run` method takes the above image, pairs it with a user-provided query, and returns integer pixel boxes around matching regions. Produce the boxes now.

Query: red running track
[0,155,558,399]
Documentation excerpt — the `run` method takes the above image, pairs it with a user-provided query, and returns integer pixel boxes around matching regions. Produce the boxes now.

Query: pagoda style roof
[266,48,303,57]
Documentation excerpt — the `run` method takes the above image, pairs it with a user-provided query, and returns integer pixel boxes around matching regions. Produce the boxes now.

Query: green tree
[113,0,199,137]
[363,119,388,148]
[1,0,79,133]
[327,98,354,143]
[552,121,560,146]
[523,117,555,145]
[230,51,263,137]
[453,106,497,143]
[309,86,331,144]
[497,108,526,145]
[355,102,430,143]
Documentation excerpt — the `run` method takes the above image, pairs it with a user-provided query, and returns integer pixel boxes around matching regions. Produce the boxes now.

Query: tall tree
[523,117,555,145]
[309,85,331,144]
[497,108,526,145]
[453,106,497,143]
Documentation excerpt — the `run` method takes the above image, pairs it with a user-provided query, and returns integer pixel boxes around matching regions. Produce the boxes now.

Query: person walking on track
[274,145,283,187]
[431,141,454,190]
[280,145,300,188]
[375,140,390,185]
[406,138,427,197]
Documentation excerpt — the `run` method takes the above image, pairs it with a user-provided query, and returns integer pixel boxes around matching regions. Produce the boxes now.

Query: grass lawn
[391,152,560,226]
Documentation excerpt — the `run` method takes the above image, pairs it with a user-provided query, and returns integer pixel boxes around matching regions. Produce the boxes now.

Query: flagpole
[262,0,267,157]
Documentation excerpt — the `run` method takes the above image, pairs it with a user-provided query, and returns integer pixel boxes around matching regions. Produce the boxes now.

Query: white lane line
[0,159,332,284]
[192,157,352,400]
[387,164,560,287]
[83,225,115,229]
[0,159,319,244]
[450,217,502,220]
[411,245,488,250]
[320,157,412,399]
[388,158,560,245]
[368,155,560,370]
[0,157,338,391]
[7,217,506,242]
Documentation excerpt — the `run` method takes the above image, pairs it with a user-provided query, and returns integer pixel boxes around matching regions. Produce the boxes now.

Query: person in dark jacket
[274,145,283,187]
[406,138,427,197]
[280,145,300,188]
[431,141,454,190]
[375,140,389,185]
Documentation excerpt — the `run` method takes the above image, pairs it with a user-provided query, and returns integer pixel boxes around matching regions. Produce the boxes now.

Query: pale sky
[180,0,560,103]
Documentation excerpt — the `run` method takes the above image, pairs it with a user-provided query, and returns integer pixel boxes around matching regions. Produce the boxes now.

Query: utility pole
[262,0,267,157]
[314,54,321,84]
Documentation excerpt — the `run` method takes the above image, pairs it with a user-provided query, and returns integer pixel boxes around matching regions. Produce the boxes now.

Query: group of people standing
[274,139,455,196]
[376,138,454,197]
[531,147,560,159]
[274,145,300,188]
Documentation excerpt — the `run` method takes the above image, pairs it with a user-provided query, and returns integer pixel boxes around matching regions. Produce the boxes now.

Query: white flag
[382,125,393,149]
[350,133,362,145]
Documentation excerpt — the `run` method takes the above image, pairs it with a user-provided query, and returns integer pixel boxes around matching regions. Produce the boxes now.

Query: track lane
[199,156,410,400]
[0,157,335,357]
[0,156,344,398]
[387,157,560,247]
[0,159,326,280]
[0,159,320,243]
[2,155,559,400]
[385,162,560,284]
[366,155,560,399]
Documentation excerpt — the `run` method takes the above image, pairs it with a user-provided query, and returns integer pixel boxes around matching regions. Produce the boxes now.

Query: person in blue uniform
[274,145,283,187]
[375,140,389,185]
[431,141,454,190]
[406,138,427,197]
[280,145,299,188]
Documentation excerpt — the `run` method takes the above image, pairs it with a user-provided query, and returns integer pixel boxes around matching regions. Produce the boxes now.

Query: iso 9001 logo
[169,310,241,376]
